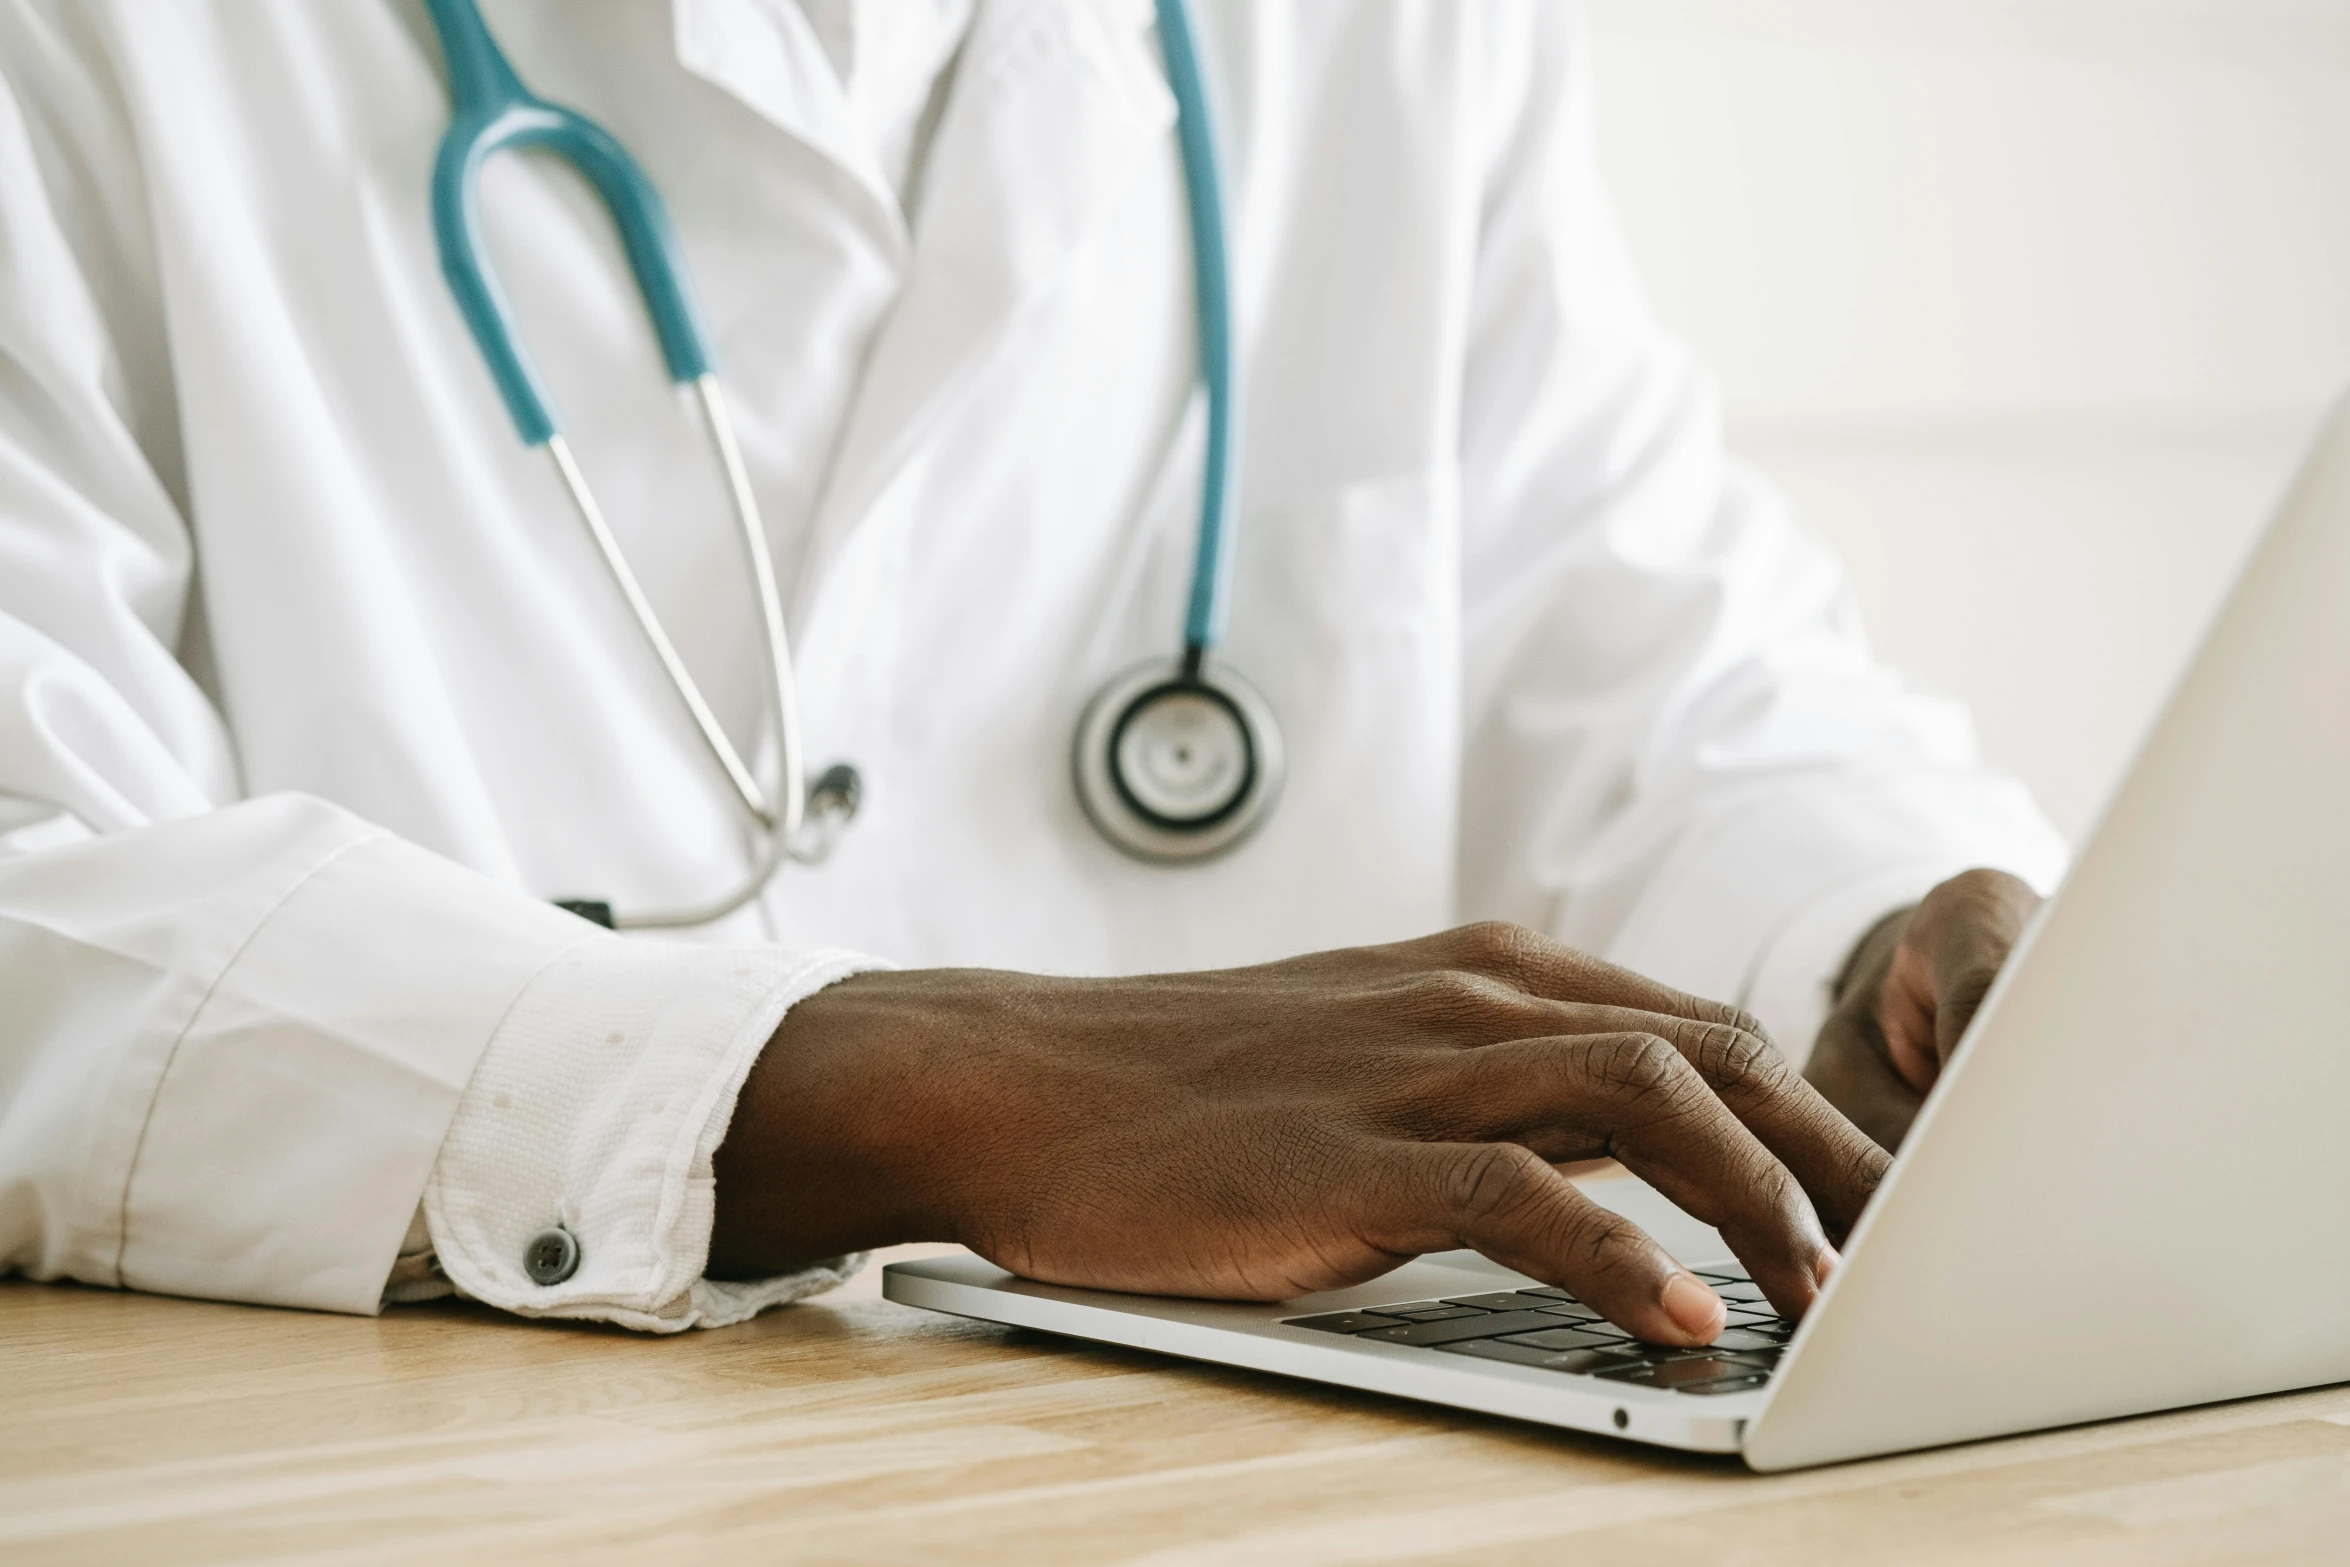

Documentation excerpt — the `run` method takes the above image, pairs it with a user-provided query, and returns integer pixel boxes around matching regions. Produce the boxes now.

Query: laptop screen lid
[1746,399,2350,1470]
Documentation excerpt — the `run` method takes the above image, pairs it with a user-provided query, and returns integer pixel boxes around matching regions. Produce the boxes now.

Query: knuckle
[1561,1212,1647,1287]
[1929,869,2039,944]
[1447,920,1546,984]
[1944,866,2029,904]
[1846,1137,1892,1197]
[1687,1021,1787,1098]
[1594,1032,1688,1100]
[1761,1155,1809,1213]
[1444,1142,1548,1225]
[1397,968,1521,1029]
[1684,994,1770,1043]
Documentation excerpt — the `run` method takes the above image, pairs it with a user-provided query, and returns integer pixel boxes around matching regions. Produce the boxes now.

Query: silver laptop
[885,398,2350,1470]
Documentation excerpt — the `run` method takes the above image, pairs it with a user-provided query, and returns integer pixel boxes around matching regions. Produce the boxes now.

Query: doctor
[0,0,2061,1343]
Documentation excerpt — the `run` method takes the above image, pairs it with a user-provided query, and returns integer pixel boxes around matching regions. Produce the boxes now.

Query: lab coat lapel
[789,0,1175,608]
[671,0,898,220]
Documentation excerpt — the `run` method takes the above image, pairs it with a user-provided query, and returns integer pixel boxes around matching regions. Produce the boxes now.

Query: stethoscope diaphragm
[1074,657,1284,863]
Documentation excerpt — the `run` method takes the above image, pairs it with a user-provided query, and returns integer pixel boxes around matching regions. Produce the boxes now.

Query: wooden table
[7,1244,2349,1565]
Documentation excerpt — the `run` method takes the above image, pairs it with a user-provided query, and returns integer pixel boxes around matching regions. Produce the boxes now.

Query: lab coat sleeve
[0,797,574,1312]
[0,43,876,1325]
[0,795,879,1321]
[1454,3,2069,1060]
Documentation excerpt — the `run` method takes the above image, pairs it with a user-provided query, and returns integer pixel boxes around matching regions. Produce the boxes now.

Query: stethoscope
[423,0,1278,929]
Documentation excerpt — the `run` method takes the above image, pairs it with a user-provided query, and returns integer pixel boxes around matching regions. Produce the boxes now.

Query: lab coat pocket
[1221,467,1464,940]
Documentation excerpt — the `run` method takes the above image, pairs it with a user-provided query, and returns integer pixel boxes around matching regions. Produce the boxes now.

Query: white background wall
[1584,0,2350,839]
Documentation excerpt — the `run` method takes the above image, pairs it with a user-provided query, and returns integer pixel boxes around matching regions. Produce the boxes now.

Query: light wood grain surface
[7,1244,2349,1565]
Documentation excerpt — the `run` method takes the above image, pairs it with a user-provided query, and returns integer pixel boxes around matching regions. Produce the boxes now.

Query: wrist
[708,973,952,1278]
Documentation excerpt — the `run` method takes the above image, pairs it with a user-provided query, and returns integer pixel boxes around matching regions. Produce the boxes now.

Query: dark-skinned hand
[711,923,1890,1348]
[1803,868,2042,1153]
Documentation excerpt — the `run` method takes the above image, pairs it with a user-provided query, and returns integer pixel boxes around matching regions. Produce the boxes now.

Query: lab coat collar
[679,0,1177,613]
[802,0,1174,606]
[671,0,899,221]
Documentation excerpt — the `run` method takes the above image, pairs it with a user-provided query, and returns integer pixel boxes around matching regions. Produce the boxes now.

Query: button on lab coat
[0,0,2064,1320]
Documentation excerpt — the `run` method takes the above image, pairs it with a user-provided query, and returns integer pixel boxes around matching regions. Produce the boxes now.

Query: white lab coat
[0,0,2064,1320]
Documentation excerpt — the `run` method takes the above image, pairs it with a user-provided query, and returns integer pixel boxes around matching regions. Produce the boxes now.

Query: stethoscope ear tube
[424,0,713,446]
[1154,0,1242,661]
[425,0,843,928]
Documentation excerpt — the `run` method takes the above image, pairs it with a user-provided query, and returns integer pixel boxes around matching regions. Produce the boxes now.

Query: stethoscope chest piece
[1075,657,1284,863]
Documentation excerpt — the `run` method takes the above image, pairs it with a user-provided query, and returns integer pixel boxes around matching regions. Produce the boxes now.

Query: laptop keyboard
[1281,1264,1788,1398]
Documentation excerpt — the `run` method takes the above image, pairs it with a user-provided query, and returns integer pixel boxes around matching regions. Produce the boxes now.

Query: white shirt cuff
[419,937,889,1333]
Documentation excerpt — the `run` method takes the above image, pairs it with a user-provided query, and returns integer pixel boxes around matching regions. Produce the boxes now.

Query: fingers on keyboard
[1282,1271,1786,1395]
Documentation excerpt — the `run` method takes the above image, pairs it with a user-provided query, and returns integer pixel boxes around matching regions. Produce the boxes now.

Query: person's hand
[711,924,1889,1347]
[1804,869,2042,1153]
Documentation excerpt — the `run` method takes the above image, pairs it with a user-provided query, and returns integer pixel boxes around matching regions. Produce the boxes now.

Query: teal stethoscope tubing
[425,0,710,442]
[1151,0,1241,670]
[421,0,1248,904]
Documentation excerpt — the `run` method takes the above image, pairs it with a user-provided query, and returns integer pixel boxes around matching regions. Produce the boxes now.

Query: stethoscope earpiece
[1075,657,1284,863]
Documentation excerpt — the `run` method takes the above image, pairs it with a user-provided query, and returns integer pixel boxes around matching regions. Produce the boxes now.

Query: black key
[1387,1306,1489,1323]
[1355,1309,1568,1347]
[1532,1301,1604,1323]
[1728,1317,1797,1341]
[1709,1328,1786,1355]
[1370,1299,1482,1316]
[1679,1373,1772,1397]
[1599,1353,1775,1390]
[1429,1338,1556,1368]
[1441,1292,1551,1312]
[1724,1323,1793,1344]
[1566,1319,1636,1342]
[1495,1326,1624,1352]
[1282,1311,1407,1334]
[1690,1268,1749,1285]
[1715,1283,1769,1305]
[1517,1286,1582,1303]
[1440,1340,1646,1375]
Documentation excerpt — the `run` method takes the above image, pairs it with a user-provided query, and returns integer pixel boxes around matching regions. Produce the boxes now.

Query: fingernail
[1816,1245,1841,1285]
[1661,1272,1724,1340]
